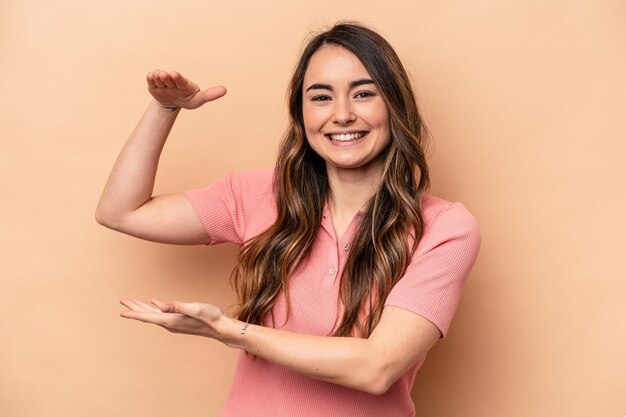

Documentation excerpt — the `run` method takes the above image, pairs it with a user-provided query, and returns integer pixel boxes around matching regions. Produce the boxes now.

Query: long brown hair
[232,22,430,337]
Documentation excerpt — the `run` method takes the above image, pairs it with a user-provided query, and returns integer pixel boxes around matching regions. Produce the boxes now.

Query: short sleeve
[385,202,481,338]
[183,170,274,245]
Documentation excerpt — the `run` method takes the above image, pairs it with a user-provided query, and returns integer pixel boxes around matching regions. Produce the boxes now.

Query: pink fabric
[185,169,480,417]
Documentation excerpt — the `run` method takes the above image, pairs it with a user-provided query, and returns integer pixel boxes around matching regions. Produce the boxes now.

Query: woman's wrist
[219,316,251,349]
[149,99,180,113]
[158,103,179,112]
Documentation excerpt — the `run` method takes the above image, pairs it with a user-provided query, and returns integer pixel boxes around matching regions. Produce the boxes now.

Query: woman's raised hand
[147,70,227,110]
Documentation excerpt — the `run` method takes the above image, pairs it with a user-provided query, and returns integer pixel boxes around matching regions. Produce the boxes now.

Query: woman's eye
[312,95,331,101]
[354,91,375,99]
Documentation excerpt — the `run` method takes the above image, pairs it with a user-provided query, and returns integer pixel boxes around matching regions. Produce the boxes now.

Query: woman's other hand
[147,70,227,109]
[119,298,232,340]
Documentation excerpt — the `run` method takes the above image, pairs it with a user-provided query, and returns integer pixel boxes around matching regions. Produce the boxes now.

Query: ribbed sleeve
[385,202,481,338]
[183,169,274,245]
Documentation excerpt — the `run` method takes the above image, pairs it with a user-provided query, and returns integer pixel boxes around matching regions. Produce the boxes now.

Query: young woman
[96,22,480,417]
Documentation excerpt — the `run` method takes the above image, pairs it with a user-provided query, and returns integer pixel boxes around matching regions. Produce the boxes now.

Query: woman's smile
[326,131,368,144]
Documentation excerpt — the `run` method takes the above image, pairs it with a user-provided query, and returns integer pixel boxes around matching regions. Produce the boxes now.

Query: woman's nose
[332,99,356,124]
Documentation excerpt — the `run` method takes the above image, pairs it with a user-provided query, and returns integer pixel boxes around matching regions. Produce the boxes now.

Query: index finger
[146,72,158,89]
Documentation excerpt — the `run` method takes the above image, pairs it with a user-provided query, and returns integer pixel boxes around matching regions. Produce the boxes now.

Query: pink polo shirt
[185,169,480,417]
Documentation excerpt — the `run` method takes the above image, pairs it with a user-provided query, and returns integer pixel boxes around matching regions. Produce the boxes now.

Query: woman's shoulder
[185,168,275,217]
[421,193,480,234]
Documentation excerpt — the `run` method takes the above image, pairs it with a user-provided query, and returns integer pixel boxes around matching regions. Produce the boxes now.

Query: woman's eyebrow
[305,78,374,92]
[305,82,332,92]
[349,78,374,88]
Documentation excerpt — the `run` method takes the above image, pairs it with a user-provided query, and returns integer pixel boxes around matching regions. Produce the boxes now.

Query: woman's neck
[326,164,383,236]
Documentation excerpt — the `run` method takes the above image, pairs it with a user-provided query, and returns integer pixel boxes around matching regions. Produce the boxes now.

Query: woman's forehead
[303,45,372,88]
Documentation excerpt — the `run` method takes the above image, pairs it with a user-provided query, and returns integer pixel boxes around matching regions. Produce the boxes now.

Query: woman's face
[302,45,390,177]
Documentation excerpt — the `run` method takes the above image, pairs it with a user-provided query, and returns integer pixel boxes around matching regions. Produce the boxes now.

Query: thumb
[160,301,204,318]
[196,85,227,106]
[161,301,186,314]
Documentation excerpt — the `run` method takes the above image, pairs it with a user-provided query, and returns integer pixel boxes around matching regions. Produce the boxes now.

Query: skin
[98,55,440,395]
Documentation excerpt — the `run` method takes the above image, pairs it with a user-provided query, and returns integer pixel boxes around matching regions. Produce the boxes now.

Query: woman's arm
[95,71,226,244]
[226,305,441,395]
[119,298,440,395]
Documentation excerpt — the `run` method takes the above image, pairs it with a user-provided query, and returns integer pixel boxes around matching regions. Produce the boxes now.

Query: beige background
[1,1,625,416]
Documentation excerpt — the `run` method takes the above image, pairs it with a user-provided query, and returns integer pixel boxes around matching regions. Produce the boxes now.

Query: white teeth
[328,132,366,141]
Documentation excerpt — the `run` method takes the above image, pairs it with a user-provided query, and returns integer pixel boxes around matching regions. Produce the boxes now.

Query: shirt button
[329,267,336,275]
[342,242,350,250]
